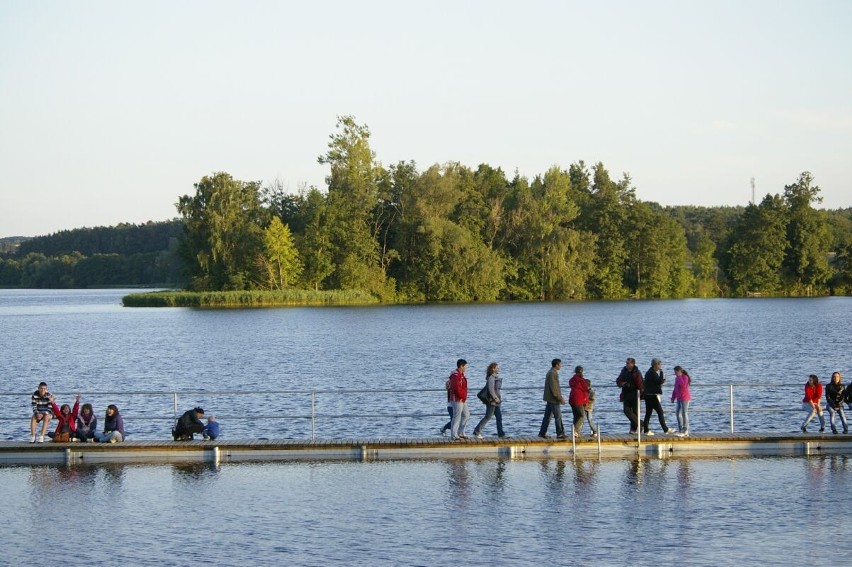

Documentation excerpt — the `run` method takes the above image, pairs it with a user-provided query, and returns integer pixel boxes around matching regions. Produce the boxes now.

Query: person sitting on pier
[30,382,54,443]
[801,375,825,434]
[49,394,80,443]
[202,415,220,440]
[825,372,847,434]
[173,407,205,441]
[95,405,125,443]
[75,402,98,442]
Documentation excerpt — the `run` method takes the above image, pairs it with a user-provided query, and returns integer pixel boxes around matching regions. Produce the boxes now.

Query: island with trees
[2,116,850,306]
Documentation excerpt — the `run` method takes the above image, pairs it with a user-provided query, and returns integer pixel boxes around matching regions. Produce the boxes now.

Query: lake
[1,290,850,439]
[2,290,851,565]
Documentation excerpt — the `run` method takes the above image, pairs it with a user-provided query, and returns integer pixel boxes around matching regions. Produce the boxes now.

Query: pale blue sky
[1,0,851,237]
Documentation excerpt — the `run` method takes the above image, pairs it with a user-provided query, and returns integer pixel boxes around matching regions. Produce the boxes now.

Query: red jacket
[448,370,468,403]
[568,373,590,406]
[51,400,79,434]
[803,383,823,404]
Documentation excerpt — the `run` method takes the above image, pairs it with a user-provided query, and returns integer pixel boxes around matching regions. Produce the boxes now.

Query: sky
[1,0,851,238]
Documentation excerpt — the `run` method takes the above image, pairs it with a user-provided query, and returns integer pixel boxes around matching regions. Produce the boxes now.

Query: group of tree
[0,221,183,288]
[3,117,850,297]
[174,115,852,300]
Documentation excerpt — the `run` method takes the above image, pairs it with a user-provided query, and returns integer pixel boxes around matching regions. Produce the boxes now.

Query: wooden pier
[2,432,851,466]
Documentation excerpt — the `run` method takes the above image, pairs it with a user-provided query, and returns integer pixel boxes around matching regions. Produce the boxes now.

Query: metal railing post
[729,384,734,433]
[636,389,642,447]
[311,390,316,440]
[173,392,178,419]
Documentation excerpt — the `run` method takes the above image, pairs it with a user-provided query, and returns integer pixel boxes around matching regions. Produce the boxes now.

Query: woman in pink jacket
[670,366,691,437]
[801,374,825,433]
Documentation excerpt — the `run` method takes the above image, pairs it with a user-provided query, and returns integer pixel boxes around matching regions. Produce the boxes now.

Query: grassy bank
[122,289,380,307]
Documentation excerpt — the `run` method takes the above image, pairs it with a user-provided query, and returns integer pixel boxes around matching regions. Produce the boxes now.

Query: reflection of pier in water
[2,432,851,466]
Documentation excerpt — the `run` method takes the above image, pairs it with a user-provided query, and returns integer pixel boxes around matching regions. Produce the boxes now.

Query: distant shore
[122,289,380,307]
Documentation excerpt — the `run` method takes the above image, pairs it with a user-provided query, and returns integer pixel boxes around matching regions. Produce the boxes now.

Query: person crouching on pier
[173,407,205,441]
[801,375,825,433]
[95,405,125,443]
[202,415,220,440]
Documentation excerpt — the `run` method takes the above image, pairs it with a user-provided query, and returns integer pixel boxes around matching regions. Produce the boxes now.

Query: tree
[176,172,267,290]
[260,217,302,290]
[296,188,334,291]
[725,194,788,295]
[318,116,394,299]
[583,163,631,298]
[783,172,831,294]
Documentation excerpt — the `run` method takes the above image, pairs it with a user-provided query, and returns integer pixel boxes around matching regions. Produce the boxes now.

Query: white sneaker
[675,432,685,437]
[666,429,677,435]
[37,435,45,443]
[30,435,36,443]
[475,433,483,439]
[645,430,655,436]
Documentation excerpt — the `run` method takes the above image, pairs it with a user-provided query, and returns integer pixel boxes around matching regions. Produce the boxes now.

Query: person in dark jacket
[616,358,643,435]
[825,372,847,434]
[95,404,125,443]
[642,358,676,436]
[173,407,205,440]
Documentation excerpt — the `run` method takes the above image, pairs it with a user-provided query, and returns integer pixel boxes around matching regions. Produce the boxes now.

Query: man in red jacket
[448,359,470,440]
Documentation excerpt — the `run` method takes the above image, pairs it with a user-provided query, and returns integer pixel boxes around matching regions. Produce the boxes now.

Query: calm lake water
[1,290,850,439]
[2,290,852,565]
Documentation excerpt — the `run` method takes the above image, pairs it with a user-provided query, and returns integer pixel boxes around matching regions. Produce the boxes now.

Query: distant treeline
[3,116,852,298]
[0,221,184,287]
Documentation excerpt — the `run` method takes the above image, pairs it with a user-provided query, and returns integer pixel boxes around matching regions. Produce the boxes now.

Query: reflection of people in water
[446,460,472,510]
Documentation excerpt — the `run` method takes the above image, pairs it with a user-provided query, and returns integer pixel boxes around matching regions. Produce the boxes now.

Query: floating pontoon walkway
[2,432,851,466]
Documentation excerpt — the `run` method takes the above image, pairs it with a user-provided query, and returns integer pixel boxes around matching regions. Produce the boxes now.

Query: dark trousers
[474,404,504,436]
[570,404,586,434]
[623,400,639,433]
[441,405,453,433]
[643,394,669,432]
[539,402,565,436]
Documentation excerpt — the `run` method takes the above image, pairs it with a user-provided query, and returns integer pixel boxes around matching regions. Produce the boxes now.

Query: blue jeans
[450,401,470,438]
[586,408,597,435]
[539,402,564,436]
[802,403,825,430]
[675,400,690,433]
[473,404,504,436]
[827,405,847,433]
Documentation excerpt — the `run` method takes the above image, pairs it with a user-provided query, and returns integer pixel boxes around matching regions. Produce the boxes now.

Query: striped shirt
[31,390,53,414]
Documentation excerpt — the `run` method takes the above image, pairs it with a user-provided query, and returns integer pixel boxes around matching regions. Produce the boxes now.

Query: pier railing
[1,382,835,441]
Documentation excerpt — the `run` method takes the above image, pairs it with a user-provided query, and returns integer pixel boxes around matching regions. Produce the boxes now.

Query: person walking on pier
[825,372,847,434]
[473,362,505,438]
[643,358,675,436]
[801,375,825,433]
[671,366,692,437]
[448,360,470,440]
[539,359,567,439]
[30,382,53,443]
[616,358,643,435]
[568,366,589,438]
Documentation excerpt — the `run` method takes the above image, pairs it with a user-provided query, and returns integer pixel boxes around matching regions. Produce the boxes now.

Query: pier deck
[2,432,851,466]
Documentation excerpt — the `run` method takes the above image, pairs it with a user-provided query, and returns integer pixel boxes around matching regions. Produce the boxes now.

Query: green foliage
[260,217,302,290]
[122,289,379,307]
[725,195,789,295]
[177,172,268,291]
[783,172,830,294]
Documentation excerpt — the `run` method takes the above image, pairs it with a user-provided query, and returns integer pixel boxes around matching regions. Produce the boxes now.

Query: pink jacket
[671,374,692,402]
